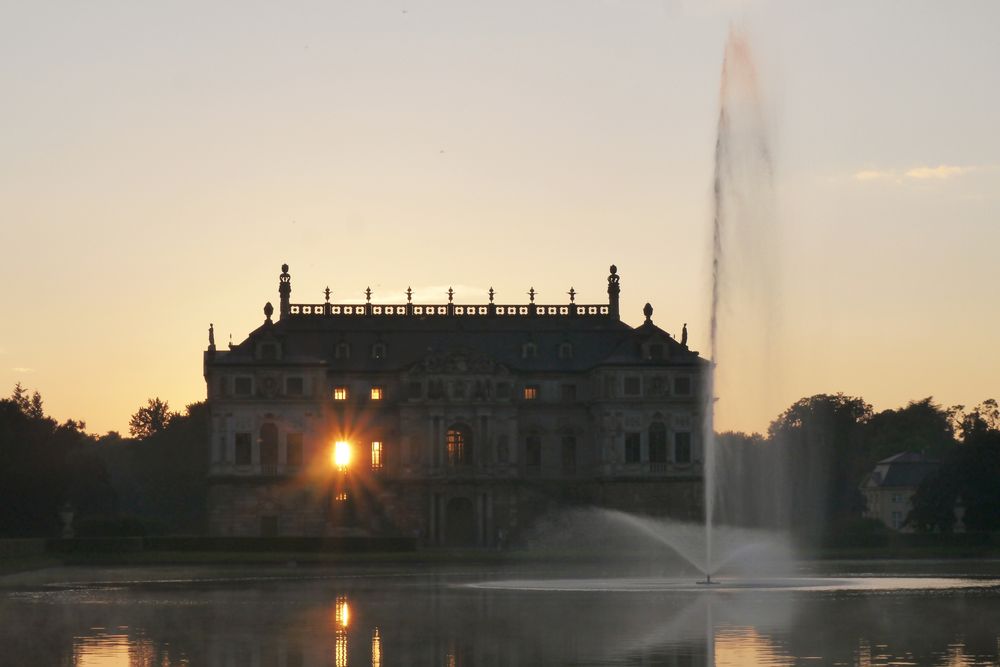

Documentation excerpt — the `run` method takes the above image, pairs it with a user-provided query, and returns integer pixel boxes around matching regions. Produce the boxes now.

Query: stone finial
[568,287,576,303]
[324,287,331,303]
[528,287,536,303]
[448,287,454,303]
[406,286,413,303]
[365,286,372,303]
[643,302,653,322]
[489,287,495,303]
[264,301,274,323]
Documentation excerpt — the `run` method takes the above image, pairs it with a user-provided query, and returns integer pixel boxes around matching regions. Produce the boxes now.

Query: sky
[1,1,997,435]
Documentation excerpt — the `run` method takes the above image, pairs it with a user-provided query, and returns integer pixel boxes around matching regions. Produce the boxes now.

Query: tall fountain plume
[705,28,779,577]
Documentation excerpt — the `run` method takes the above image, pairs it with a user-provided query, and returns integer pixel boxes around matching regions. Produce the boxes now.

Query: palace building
[203,264,707,546]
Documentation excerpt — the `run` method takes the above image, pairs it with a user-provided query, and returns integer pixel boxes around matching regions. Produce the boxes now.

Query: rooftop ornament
[568,287,576,303]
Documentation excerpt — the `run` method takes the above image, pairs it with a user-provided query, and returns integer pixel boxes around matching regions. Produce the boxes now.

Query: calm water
[1,560,999,666]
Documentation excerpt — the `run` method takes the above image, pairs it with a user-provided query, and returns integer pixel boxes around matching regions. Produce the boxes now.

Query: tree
[128,398,178,439]
[865,397,956,464]
[767,393,874,537]
[11,382,44,419]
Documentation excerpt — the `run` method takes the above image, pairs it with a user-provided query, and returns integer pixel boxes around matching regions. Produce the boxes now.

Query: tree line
[716,394,1000,537]
[0,384,206,537]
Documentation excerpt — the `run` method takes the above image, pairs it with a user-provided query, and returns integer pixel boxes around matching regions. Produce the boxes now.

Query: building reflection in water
[334,595,349,667]
[371,627,381,667]
[52,583,1000,667]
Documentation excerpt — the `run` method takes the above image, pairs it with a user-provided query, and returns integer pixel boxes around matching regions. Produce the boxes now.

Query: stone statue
[681,323,688,347]
[208,323,216,349]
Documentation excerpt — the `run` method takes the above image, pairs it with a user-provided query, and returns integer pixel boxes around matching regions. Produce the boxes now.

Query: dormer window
[558,342,573,359]
[522,342,537,359]
[335,342,350,359]
[371,343,386,360]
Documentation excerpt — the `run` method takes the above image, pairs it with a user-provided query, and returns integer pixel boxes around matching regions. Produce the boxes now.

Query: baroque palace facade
[204,264,708,546]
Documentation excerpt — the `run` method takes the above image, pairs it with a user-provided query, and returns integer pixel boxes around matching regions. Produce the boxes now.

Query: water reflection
[1,566,997,666]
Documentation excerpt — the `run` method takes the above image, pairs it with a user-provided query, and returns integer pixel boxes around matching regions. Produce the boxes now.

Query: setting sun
[333,441,352,469]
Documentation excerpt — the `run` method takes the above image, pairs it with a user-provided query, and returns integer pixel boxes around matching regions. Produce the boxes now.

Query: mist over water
[706,29,782,564]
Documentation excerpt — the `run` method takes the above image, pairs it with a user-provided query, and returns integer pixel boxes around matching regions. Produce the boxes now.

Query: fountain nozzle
[696,573,720,586]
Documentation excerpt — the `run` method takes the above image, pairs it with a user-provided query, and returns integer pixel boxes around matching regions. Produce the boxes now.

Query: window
[333,386,348,401]
[624,377,641,396]
[558,342,573,359]
[286,377,304,396]
[234,377,253,396]
[673,376,692,396]
[649,344,664,360]
[523,385,539,400]
[408,381,422,399]
[335,342,350,359]
[452,381,466,400]
[521,342,537,359]
[560,384,577,401]
[446,426,472,467]
[649,422,668,463]
[371,343,386,360]
[218,377,228,397]
[496,382,511,399]
[235,433,252,465]
[371,441,383,470]
[370,386,383,400]
[561,435,577,473]
[891,493,904,504]
[674,432,692,464]
[525,435,542,468]
[891,511,903,530]
[625,432,641,463]
[497,435,510,463]
[260,423,278,466]
[286,433,303,467]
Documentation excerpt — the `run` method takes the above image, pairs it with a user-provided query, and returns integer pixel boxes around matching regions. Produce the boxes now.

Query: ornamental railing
[288,303,611,317]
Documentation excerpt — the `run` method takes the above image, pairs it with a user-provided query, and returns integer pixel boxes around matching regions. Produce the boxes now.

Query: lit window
[333,440,352,468]
[523,385,539,400]
[371,441,383,469]
[370,386,383,400]
[446,426,472,466]
[336,491,349,502]
[333,386,348,401]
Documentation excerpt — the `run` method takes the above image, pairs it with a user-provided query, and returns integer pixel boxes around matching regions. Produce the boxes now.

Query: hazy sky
[1,1,997,434]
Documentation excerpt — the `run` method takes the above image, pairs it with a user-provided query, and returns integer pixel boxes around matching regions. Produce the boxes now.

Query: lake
[1,559,998,666]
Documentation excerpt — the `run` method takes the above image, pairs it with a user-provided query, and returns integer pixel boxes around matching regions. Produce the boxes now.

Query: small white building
[861,452,939,532]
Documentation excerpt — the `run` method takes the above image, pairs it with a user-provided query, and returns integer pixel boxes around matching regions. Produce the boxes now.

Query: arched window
[446,425,472,467]
[260,422,279,467]
[649,421,667,464]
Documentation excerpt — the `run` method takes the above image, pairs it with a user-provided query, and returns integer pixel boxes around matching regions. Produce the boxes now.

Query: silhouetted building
[203,264,708,545]
[861,452,939,531]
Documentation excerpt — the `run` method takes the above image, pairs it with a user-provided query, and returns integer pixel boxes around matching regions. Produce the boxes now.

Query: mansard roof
[206,264,706,373]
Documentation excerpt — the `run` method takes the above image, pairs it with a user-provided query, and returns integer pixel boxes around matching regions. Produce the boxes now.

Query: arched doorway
[445,497,476,547]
